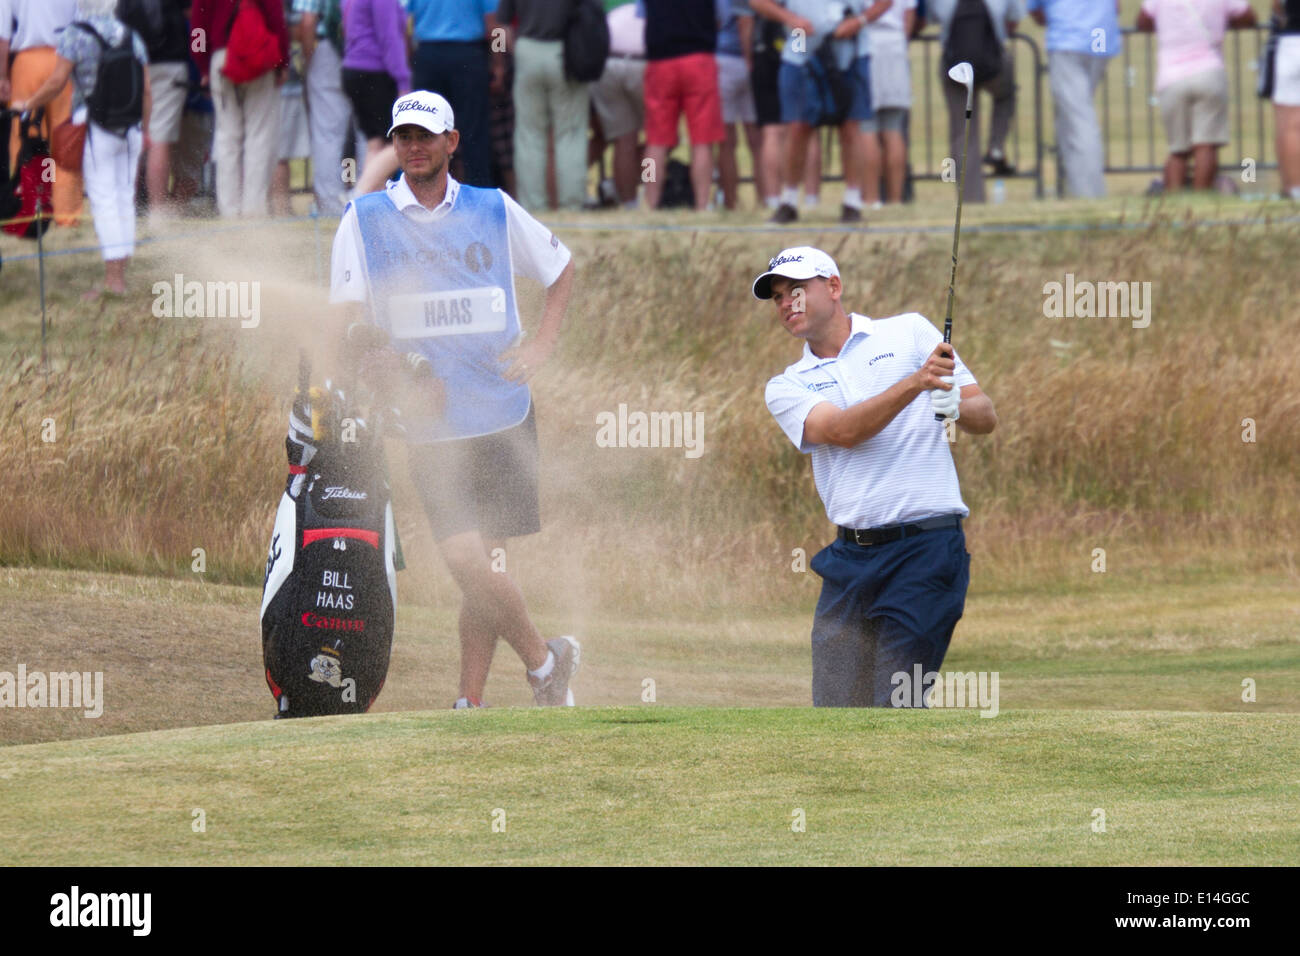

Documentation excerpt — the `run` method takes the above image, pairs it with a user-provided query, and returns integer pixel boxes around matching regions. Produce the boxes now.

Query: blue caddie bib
[353,182,529,441]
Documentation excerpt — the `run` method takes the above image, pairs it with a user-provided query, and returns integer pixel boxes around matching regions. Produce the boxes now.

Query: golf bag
[261,354,398,718]
[1,109,54,239]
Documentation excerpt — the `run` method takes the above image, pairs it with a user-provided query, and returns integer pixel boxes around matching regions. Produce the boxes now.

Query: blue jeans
[412,40,494,187]
[809,525,970,707]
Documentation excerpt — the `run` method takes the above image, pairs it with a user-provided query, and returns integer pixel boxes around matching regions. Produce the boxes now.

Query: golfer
[757,246,997,707]
[330,90,580,708]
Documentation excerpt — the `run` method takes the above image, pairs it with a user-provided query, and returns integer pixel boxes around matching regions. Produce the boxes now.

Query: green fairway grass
[1,707,1294,866]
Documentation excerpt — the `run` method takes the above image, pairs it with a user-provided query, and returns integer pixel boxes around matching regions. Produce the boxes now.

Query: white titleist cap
[387,91,455,137]
[751,246,840,299]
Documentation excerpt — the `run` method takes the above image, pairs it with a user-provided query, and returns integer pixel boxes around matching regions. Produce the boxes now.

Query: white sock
[843,187,863,210]
[764,195,780,209]
[780,186,799,206]
[803,192,820,209]
[1290,186,1300,201]
[528,650,556,681]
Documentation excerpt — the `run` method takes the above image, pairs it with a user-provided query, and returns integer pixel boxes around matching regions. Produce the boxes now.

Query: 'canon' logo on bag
[300,612,365,631]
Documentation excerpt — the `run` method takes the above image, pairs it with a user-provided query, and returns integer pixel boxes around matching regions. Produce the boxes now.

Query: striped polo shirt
[765,311,976,529]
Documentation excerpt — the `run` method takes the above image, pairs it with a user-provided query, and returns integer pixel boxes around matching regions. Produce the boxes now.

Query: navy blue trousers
[412,40,494,187]
[809,526,970,707]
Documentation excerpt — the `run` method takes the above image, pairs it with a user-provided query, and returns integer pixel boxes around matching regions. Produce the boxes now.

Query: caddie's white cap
[387,90,455,137]
[751,246,840,299]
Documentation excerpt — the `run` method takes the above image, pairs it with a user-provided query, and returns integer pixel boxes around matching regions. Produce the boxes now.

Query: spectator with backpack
[497,0,600,211]
[191,0,290,218]
[1027,0,1121,198]
[6,0,84,227]
[750,0,876,223]
[929,0,1024,203]
[118,0,190,221]
[13,0,151,298]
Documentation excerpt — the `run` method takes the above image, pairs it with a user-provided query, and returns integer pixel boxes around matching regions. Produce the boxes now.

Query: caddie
[329,90,580,708]
[756,246,998,707]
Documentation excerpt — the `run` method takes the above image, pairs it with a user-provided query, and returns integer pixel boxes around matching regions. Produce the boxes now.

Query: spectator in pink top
[1136,0,1257,192]
[342,0,413,174]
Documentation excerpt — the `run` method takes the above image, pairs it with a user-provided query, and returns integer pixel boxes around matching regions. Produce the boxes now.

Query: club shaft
[936,102,972,421]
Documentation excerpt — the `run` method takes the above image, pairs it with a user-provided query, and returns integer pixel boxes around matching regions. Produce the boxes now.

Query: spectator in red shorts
[640,0,726,210]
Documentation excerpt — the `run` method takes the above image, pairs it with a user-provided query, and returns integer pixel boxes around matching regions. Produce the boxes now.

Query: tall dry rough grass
[0,212,1296,615]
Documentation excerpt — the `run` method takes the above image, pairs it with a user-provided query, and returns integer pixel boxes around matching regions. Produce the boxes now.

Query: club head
[948,61,975,110]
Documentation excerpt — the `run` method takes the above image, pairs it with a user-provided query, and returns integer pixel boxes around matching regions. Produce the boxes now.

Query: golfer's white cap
[751,246,840,299]
[387,91,455,137]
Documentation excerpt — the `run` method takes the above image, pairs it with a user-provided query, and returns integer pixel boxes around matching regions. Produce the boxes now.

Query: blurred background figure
[863,0,914,203]
[6,0,82,226]
[295,0,355,215]
[748,4,821,210]
[271,1,310,216]
[1274,0,1300,199]
[407,0,503,186]
[192,0,290,217]
[120,0,192,223]
[640,0,725,210]
[590,0,646,209]
[929,0,1024,204]
[1136,0,1256,193]
[1028,0,1119,198]
[341,0,412,181]
[13,0,151,295]
[716,0,761,209]
[499,0,591,211]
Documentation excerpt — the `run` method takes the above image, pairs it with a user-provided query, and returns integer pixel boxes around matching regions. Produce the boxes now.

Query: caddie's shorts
[407,403,541,543]
[809,523,969,707]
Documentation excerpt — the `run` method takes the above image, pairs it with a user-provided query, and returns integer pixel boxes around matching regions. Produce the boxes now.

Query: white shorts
[591,56,645,141]
[717,52,756,125]
[1274,35,1300,107]
[148,61,190,143]
[869,45,911,111]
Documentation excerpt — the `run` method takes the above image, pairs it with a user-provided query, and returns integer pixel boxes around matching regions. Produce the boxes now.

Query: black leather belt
[838,514,962,547]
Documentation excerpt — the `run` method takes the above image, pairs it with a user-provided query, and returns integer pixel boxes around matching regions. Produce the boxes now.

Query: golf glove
[930,376,961,420]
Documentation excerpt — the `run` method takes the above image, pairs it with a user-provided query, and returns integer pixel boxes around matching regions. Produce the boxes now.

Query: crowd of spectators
[1,0,1297,250]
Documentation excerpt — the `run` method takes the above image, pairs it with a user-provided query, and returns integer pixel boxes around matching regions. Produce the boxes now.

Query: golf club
[936,61,974,422]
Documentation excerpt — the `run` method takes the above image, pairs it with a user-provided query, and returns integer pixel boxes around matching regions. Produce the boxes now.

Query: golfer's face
[394,127,456,180]
[770,276,833,339]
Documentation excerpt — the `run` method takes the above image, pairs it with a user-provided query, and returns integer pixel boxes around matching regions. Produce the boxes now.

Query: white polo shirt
[765,312,976,529]
[330,173,572,307]
[7,0,78,51]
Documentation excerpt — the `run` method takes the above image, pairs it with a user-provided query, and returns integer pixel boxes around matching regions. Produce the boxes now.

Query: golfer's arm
[955,385,997,435]
[0,40,10,89]
[536,260,575,349]
[803,377,923,449]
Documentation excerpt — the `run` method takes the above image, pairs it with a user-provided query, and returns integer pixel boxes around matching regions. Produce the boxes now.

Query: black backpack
[564,0,610,83]
[806,37,852,128]
[942,0,1002,86]
[74,21,145,134]
[115,0,164,54]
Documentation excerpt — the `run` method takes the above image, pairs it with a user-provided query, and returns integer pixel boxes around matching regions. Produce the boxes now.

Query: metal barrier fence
[829,25,1275,197]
